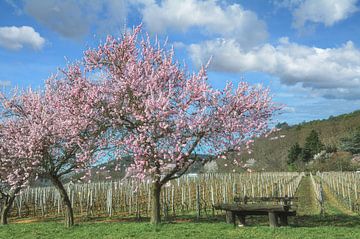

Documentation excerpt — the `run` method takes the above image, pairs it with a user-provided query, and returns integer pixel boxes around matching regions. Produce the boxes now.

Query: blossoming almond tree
[0,66,106,227]
[84,26,277,224]
[0,121,36,224]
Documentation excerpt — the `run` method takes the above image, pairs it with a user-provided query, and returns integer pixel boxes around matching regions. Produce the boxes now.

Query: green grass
[1,217,360,239]
[295,176,321,215]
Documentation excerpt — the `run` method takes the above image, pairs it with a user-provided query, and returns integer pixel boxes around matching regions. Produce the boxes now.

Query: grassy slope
[237,110,360,171]
[294,176,320,215]
[54,110,360,183]
[62,110,360,182]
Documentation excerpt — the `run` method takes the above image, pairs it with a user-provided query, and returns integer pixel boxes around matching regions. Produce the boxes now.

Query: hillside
[59,154,216,183]
[238,110,360,171]
[52,110,360,185]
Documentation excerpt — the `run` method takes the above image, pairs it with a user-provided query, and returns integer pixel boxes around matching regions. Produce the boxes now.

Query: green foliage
[340,130,360,154]
[287,130,324,169]
[302,130,324,162]
[276,122,290,130]
[287,143,302,164]
[309,152,354,172]
[325,145,338,153]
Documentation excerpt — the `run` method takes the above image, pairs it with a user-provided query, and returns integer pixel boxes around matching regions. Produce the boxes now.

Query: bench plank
[214,203,290,212]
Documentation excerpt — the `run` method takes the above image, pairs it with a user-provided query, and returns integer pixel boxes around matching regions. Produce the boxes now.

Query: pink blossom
[82,25,278,184]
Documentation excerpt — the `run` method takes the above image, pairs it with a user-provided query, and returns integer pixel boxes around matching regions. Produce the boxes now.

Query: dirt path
[294,176,320,215]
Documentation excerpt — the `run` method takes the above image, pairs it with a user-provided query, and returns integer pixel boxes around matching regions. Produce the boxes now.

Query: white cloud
[188,38,360,99]
[0,26,45,50]
[275,0,359,28]
[172,41,186,49]
[136,0,268,49]
[22,0,127,40]
[282,106,296,113]
[293,0,358,28]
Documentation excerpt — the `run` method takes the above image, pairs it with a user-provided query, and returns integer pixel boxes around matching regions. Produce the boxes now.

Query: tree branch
[160,133,204,185]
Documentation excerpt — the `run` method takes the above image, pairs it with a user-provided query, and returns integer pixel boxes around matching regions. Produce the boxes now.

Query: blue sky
[1,0,360,125]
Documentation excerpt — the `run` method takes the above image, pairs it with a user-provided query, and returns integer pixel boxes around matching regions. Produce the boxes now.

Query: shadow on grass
[292,214,360,228]
[170,213,360,228]
[12,213,360,228]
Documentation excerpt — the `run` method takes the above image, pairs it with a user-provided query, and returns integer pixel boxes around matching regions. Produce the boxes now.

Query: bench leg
[279,214,288,226]
[238,215,246,227]
[269,212,279,227]
[225,211,235,224]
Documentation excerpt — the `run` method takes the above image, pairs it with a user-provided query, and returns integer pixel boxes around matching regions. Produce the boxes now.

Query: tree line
[287,129,360,171]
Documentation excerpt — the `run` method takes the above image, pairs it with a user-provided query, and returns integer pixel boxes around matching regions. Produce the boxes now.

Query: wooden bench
[214,196,297,227]
[234,196,297,206]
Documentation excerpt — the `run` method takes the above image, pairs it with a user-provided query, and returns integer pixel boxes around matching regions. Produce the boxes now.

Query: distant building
[244,158,256,168]
[203,161,219,173]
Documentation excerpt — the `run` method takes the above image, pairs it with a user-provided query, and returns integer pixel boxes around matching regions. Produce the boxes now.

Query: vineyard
[2,171,360,239]
[7,171,360,221]
[318,172,360,213]
[10,172,303,220]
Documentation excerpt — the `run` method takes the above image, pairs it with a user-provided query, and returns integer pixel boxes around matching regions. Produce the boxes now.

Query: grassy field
[295,176,321,215]
[1,176,360,239]
[1,215,360,239]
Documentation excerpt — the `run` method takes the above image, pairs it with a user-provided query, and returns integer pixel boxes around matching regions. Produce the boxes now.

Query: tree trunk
[50,175,74,227]
[0,194,16,225]
[150,181,162,224]
[1,197,14,225]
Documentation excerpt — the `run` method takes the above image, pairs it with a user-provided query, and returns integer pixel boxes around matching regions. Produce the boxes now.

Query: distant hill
[236,110,360,171]
[61,154,219,183]
[51,110,360,185]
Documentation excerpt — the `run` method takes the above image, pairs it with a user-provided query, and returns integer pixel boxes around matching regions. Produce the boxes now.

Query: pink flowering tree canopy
[0,67,104,178]
[0,65,107,227]
[83,26,277,223]
[0,94,38,224]
[0,90,42,199]
[0,120,34,194]
[0,106,41,224]
[84,26,276,182]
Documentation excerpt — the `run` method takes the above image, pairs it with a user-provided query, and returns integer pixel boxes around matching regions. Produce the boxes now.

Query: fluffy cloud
[22,0,127,40]
[275,0,358,28]
[0,26,45,50]
[136,0,268,49]
[282,106,296,113]
[13,0,267,48]
[293,0,358,28]
[188,38,360,99]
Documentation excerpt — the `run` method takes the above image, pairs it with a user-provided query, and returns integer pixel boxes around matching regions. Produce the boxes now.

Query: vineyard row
[9,172,304,219]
